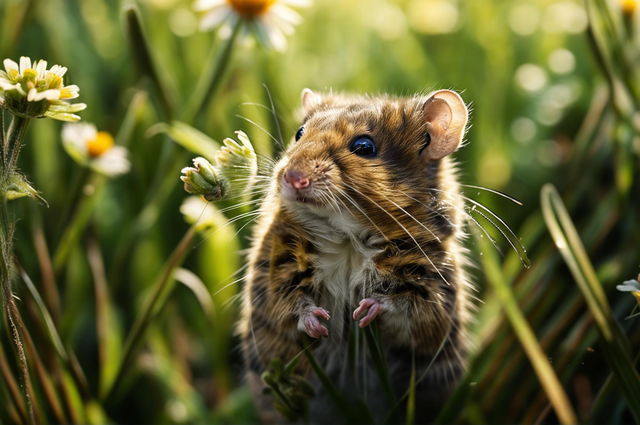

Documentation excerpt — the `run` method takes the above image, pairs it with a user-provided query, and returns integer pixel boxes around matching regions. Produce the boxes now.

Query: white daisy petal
[19,57,32,74]
[3,59,18,74]
[200,7,233,31]
[193,0,226,12]
[263,20,287,51]
[281,0,311,7]
[270,5,302,26]
[92,146,131,176]
[35,60,48,78]
[45,112,82,121]
[49,65,67,77]
[48,102,87,113]
[0,80,20,91]
[266,12,295,35]
[62,122,94,161]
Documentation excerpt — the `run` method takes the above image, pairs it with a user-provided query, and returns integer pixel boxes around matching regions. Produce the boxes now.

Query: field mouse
[239,89,473,423]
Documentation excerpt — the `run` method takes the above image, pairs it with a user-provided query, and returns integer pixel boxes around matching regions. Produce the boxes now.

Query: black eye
[295,126,304,141]
[349,136,377,158]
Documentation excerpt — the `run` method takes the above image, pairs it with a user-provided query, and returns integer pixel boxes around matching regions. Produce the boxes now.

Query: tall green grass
[1,0,639,423]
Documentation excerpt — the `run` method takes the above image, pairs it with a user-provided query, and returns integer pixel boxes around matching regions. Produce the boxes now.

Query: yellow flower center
[633,291,640,304]
[622,0,637,15]
[87,131,114,157]
[226,0,276,18]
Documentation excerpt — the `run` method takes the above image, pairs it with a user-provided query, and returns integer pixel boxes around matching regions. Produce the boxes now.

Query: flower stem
[184,20,243,122]
[4,115,30,174]
[1,114,35,425]
[104,224,197,401]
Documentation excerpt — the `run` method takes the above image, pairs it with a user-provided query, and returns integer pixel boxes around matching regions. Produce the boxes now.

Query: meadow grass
[0,0,639,424]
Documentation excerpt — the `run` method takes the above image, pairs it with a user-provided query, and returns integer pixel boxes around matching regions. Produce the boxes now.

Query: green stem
[110,23,243,283]
[104,224,197,401]
[1,114,35,425]
[53,174,105,273]
[3,115,29,175]
[55,165,90,241]
[184,20,243,122]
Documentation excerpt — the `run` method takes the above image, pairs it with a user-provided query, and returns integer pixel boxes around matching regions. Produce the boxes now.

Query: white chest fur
[294,207,383,307]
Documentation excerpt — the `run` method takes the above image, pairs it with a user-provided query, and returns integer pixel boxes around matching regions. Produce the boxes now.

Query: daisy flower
[0,57,86,121]
[617,276,640,304]
[61,123,130,177]
[621,0,637,16]
[193,0,311,51]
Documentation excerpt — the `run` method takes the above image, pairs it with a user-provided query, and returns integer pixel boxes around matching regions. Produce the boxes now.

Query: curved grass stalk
[541,184,640,422]
[476,227,577,425]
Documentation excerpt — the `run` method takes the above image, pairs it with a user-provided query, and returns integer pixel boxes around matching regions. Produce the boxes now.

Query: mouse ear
[420,90,468,161]
[301,88,323,113]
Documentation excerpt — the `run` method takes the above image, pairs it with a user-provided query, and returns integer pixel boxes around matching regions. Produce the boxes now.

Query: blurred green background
[1,0,639,423]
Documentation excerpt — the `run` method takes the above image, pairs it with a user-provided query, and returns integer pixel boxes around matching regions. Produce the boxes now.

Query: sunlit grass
[0,0,639,424]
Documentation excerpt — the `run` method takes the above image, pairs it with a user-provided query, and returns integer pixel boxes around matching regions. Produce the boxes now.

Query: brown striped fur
[239,90,473,423]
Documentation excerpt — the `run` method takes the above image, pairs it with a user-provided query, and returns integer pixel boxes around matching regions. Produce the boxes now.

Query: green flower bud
[180,156,229,201]
[214,130,257,194]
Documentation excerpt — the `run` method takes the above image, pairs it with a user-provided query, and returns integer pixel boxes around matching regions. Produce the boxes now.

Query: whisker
[397,189,502,255]
[235,114,282,150]
[383,196,442,243]
[342,178,452,286]
[263,83,286,150]
[461,184,523,206]
[463,197,529,267]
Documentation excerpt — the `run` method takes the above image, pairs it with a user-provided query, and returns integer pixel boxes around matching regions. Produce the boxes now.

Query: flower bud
[214,130,257,194]
[180,157,229,201]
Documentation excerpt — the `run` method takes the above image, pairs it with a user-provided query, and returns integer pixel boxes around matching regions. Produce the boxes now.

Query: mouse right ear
[420,90,468,161]
[301,88,323,113]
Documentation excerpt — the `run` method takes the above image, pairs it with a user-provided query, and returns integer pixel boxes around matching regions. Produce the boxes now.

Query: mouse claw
[299,307,330,338]
[353,298,384,328]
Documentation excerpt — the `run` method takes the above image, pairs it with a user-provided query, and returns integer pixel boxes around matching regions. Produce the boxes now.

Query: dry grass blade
[0,343,28,424]
[541,183,640,422]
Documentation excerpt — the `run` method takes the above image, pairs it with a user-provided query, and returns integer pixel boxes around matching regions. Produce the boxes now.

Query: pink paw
[352,298,384,328]
[300,307,330,338]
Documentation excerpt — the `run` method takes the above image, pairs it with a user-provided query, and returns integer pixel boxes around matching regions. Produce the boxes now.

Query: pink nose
[284,169,310,189]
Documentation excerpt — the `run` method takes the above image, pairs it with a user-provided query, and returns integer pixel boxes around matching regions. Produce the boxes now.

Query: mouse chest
[307,223,382,305]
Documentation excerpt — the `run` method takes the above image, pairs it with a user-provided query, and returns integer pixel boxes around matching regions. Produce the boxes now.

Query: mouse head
[277,89,468,236]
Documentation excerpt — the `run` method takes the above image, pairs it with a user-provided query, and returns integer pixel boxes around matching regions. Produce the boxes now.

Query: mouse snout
[284,169,310,190]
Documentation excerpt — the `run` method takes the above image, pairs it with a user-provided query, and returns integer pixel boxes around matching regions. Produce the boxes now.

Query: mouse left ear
[420,90,468,161]
[301,88,323,113]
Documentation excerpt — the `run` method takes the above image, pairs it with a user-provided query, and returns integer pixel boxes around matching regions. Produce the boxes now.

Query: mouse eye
[349,136,377,158]
[295,126,304,141]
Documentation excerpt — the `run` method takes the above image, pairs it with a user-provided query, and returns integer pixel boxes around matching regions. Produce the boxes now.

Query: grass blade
[541,183,640,422]
[123,1,175,119]
[405,354,416,425]
[105,225,197,401]
[0,343,28,424]
[363,325,395,405]
[476,229,578,425]
[87,238,123,399]
[302,344,374,424]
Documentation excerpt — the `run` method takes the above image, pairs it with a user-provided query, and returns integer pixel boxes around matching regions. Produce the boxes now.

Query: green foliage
[0,0,639,424]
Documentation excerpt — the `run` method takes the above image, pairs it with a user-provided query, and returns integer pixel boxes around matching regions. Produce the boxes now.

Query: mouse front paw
[297,306,330,338]
[353,298,384,328]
